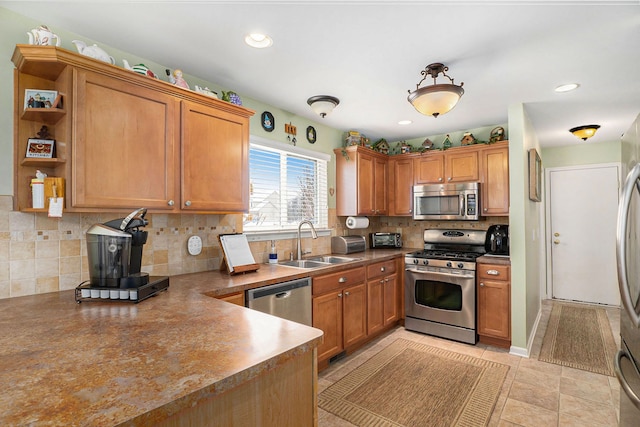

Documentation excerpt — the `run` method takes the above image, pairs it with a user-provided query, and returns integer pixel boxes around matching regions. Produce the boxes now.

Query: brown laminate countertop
[476,254,511,265]
[0,248,409,426]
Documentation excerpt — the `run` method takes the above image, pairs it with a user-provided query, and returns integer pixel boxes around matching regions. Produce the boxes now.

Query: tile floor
[318,299,621,427]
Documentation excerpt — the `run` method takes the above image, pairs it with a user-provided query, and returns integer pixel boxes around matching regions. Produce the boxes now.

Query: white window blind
[243,137,329,232]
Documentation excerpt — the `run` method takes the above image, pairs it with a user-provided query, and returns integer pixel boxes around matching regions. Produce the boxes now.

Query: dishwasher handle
[275,291,291,299]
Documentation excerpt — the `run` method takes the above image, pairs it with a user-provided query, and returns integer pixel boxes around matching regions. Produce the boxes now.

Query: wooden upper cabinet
[335,146,387,216]
[414,152,444,184]
[181,100,249,212]
[72,68,179,210]
[445,148,479,183]
[388,156,414,216]
[12,45,254,213]
[479,143,509,216]
[414,148,478,184]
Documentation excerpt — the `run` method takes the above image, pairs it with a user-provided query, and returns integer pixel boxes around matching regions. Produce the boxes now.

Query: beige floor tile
[560,376,614,404]
[514,366,561,391]
[561,365,611,386]
[508,380,560,412]
[500,398,558,427]
[559,394,618,426]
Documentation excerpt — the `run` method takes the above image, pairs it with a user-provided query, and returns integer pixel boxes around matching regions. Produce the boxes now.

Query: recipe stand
[218,234,260,275]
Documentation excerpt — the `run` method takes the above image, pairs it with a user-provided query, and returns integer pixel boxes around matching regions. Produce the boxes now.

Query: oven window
[414,279,462,311]
[416,195,460,215]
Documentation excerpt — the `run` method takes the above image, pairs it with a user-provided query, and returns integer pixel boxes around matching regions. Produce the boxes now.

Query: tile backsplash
[0,194,507,300]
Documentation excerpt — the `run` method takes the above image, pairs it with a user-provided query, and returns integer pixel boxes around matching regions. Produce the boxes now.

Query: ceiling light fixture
[307,95,340,118]
[555,83,579,93]
[398,120,412,125]
[407,62,464,118]
[244,33,273,48]
[569,124,600,141]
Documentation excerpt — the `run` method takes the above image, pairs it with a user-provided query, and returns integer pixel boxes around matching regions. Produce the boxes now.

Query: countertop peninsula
[0,248,408,426]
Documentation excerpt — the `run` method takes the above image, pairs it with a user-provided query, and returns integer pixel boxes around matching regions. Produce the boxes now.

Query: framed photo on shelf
[26,138,55,158]
[24,89,58,110]
[528,148,542,202]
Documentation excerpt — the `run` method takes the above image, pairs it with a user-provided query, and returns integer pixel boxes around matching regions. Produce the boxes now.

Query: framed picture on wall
[528,148,542,202]
[26,138,55,158]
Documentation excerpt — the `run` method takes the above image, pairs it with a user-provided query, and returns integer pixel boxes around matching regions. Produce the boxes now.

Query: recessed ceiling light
[398,120,412,125]
[244,33,273,48]
[555,83,579,93]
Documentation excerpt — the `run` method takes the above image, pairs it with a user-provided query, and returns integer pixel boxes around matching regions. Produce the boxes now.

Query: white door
[548,164,620,305]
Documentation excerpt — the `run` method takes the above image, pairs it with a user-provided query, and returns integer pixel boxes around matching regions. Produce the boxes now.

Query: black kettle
[485,224,509,256]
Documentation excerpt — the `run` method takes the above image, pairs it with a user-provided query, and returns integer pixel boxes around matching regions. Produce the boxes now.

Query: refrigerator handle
[617,163,640,327]
[615,348,640,411]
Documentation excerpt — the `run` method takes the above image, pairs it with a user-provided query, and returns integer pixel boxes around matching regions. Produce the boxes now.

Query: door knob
[554,240,560,244]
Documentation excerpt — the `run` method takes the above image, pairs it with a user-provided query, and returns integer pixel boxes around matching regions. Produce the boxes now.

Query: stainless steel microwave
[413,182,480,220]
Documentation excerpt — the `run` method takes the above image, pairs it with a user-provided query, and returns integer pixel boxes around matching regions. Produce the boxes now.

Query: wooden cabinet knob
[480,282,485,287]
[338,277,347,283]
[344,291,350,296]
[184,200,191,207]
[167,200,175,206]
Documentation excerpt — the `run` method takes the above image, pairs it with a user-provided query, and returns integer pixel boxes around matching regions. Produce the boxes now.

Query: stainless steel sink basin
[306,255,362,264]
[277,259,330,269]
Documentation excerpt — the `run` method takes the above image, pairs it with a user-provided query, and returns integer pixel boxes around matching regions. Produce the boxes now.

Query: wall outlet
[187,235,202,256]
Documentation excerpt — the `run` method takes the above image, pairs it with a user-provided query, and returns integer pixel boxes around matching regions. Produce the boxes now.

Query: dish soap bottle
[269,240,278,264]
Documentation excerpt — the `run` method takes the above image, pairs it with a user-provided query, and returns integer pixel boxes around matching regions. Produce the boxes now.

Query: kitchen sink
[306,255,362,264]
[277,255,362,269]
[277,259,331,269]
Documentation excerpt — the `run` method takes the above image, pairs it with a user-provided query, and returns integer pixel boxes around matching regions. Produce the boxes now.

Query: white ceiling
[3,0,639,148]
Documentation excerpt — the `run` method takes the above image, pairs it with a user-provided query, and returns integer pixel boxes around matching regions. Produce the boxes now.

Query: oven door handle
[405,267,473,279]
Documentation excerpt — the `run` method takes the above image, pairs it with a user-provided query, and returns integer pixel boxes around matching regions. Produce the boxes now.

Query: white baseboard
[509,305,542,358]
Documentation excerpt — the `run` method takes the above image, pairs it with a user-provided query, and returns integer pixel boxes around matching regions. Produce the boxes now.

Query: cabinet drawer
[313,267,365,295]
[366,259,396,279]
[478,264,510,281]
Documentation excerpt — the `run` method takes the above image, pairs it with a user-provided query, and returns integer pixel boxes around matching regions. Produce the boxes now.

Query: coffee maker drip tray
[75,276,169,304]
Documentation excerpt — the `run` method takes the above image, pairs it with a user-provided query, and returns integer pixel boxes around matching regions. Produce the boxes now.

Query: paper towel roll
[346,216,369,229]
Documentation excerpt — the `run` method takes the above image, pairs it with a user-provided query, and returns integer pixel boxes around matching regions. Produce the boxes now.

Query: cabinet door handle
[484,208,488,212]
[480,282,485,287]
[167,200,175,206]
[380,266,385,272]
[487,269,499,275]
[184,200,192,207]
[448,177,452,181]
[380,279,384,284]
[344,291,350,296]
[338,277,347,283]
[338,293,343,298]
[438,177,443,182]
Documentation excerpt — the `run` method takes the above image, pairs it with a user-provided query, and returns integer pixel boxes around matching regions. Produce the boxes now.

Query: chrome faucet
[297,220,318,260]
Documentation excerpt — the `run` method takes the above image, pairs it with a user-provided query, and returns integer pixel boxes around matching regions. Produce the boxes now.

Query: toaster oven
[370,232,402,249]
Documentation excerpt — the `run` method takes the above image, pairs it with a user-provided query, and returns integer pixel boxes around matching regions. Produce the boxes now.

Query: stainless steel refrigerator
[616,115,640,426]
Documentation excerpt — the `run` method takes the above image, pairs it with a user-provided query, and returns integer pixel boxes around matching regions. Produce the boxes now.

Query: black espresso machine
[75,208,169,303]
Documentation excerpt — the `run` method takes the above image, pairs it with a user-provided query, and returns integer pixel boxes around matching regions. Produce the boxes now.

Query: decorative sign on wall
[261,111,275,132]
[306,126,316,144]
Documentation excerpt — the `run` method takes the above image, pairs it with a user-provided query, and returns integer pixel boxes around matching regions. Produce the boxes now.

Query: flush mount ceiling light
[244,33,273,48]
[307,95,340,118]
[569,124,600,141]
[407,62,464,118]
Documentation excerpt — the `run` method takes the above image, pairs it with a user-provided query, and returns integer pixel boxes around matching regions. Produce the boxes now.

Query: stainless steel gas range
[404,229,487,344]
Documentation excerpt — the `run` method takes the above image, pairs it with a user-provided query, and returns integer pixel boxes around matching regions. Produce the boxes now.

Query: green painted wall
[542,140,621,169]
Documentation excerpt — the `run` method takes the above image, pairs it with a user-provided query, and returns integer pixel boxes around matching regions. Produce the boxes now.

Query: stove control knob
[423,259,429,265]
[446,261,452,268]
[457,262,464,269]
[413,259,419,264]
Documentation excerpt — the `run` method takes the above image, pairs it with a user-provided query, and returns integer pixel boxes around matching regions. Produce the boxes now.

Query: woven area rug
[538,302,616,376]
[318,338,509,427]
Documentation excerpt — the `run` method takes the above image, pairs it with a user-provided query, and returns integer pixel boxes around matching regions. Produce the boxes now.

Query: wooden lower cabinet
[312,266,367,365]
[216,291,245,306]
[367,259,399,336]
[156,348,317,427]
[477,263,511,348]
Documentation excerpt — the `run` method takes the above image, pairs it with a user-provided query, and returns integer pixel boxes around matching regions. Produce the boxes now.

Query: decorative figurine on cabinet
[490,126,506,143]
[167,69,190,89]
[461,132,477,145]
[442,134,452,150]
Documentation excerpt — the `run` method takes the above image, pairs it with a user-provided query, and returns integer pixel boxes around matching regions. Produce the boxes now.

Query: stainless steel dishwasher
[246,277,312,326]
